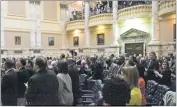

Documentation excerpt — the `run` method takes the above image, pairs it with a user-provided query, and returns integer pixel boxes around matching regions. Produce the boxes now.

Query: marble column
[148,1,161,57]
[107,1,110,12]
[150,1,160,44]
[84,1,90,48]
[35,1,42,48]
[29,1,36,49]
[112,1,119,46]
[1,1,5,49]
[60,4,68,50]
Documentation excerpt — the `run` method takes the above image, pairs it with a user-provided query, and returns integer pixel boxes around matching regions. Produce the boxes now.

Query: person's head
[34,56,47,72]
[60,54,65,59]
[58,61,68,74]
[121,66,139,89]
[26,59,33,68]
[162,61,169,70]
[81,59,87,66]
[103,76,131,106]
[149,51,156,60]
[5,59,14,70]
[106,58,112,67]
[124,59,135,67]
[15,58,26,69]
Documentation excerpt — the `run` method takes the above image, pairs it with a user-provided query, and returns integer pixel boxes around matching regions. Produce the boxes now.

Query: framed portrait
[48,37,54,46]
[15,36,21,45]
[97,33,104,45]
[73,37,79,46]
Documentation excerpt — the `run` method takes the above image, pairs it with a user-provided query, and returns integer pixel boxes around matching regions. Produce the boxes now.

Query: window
[15,36,21,45]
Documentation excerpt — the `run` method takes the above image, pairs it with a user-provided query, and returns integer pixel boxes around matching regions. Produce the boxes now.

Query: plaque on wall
[97,48,105,52]
[1,50,4,54]
[79,48,83,53]
[15,36,21,45]
[48,37,54,46]
[97,33,104,45]
[73,37,79,46]
[14,50,22,54]
[33,50,41,53]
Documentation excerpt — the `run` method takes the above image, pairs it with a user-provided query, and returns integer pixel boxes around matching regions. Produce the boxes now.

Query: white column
[150,1,160,44]
[112,1,119,46]
[35,1,41,48]
[84,1,90,48]
[107,1,110,12]
[60,4,68,49]
[29,1,36,48]
[1,1,5,49]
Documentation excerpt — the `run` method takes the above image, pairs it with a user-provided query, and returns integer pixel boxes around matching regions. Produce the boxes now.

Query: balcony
[158,0,176,16]
[66,20,84,31]
[118,5,152,21]
[89,13,113,27]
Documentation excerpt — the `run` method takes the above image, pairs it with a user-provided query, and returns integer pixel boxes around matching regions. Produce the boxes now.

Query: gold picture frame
[97,33,104,45]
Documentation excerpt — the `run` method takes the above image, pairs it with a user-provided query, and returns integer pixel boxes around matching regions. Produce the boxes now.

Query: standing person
[25,56,59,106]
[1,59,17,106]
[67,59,80,106]
[15,58,29,106]
[155,61,172,86]
[122,66,142,105]
[145,52,159,83]
[102,76,131,106]
[25,59,35,79]
[57,61,73,105]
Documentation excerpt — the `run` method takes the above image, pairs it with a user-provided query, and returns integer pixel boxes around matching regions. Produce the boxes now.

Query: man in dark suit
[145,52,159,83]
[25,56,59,106]
[15,58,29,106]
[67,59,80,105]
[1,59,17,106]
[25,59,35,79]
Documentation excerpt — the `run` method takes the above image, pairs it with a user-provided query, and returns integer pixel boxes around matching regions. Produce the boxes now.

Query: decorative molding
[66,20,84,31]
[120,28,149,41]
[4,28,61,34]
[118,5,152,21]
[158,0,176,16]
[89,13,113,27]
[4,28,30,32]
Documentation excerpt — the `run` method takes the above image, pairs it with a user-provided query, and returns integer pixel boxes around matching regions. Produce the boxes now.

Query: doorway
[125,43,144,56]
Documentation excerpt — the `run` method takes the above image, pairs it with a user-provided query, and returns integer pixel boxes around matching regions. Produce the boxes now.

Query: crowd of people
[1,51,176,106]
[70,1,152,21]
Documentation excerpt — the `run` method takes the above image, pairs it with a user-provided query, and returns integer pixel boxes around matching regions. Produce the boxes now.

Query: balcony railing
[158,0,176,16]
[89,13,113,27]
[66,20,84,31]
[118,5,152,21]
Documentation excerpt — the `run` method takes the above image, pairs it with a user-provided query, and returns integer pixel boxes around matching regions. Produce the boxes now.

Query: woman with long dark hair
[159,61,172,86]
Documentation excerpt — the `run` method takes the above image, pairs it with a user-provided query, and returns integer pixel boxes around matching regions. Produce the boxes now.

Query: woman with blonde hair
[121,65,142,105]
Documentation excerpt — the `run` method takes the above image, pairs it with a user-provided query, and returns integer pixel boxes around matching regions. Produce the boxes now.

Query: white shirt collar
[5,68,14,74]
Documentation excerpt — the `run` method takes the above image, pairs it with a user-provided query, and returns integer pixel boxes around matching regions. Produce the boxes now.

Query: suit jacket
[17,67,29,98]
[1,68,17,106]
[26,68,35,79]
[107,63,119,78]
[145,59,159,81]
[68,65,80,98]
[25,68,59,106]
